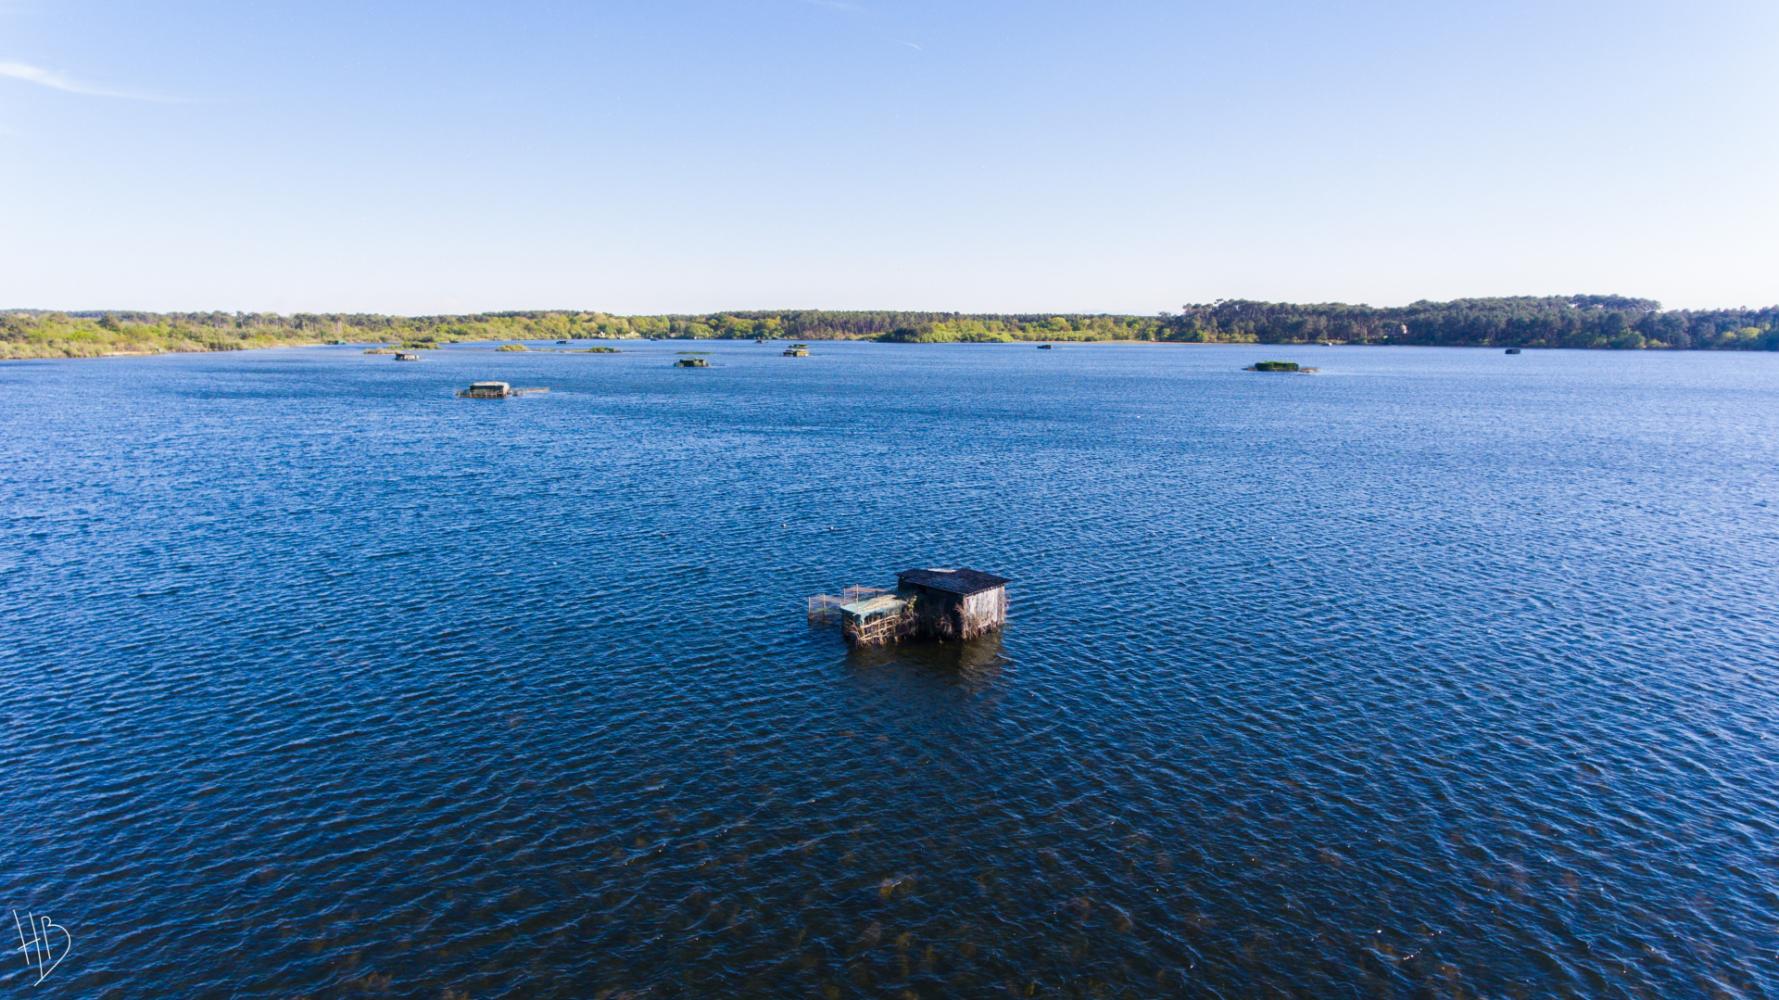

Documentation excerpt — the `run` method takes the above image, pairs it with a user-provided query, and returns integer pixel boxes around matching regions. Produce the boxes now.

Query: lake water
[3,341,1777,997]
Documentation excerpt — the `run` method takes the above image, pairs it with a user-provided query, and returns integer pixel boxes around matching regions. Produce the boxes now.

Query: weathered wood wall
[957,587,1008,639]
[902,584,1007,640]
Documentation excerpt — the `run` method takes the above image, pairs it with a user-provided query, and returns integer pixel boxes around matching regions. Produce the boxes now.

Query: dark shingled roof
[897,567,1010,596]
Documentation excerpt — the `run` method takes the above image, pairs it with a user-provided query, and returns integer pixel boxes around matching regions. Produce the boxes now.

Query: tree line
[1167,296,1779,351]
[3,296,1775,359]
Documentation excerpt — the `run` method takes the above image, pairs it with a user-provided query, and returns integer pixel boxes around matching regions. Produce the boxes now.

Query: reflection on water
[846,632,1008,691]
[2,341,1778,996]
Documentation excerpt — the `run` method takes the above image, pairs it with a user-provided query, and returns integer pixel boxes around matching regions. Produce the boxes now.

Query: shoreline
[0,337,1726,363]
[7,296,1774,358]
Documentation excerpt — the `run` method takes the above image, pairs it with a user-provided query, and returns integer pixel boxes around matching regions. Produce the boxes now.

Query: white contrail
[0,60,175,101]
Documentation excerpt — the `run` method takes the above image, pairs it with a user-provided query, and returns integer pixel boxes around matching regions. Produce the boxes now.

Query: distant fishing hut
[810,568,1010,647]
[459,380,512,398]
[457,381,549,398]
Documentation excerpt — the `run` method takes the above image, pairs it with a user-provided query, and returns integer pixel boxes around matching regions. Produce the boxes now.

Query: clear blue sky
[3,0,1775,314]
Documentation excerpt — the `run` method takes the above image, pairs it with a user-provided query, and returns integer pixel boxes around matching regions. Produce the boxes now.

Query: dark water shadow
[843,631,1009,693]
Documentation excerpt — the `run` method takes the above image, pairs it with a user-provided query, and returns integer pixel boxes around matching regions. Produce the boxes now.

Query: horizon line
[9,295,1779,318]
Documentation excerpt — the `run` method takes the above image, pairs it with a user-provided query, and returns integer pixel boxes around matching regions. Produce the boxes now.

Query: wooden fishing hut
[459,380,513,398]
[895,568,1010,641]
[457,381,549,398]
[824,568,1010,647]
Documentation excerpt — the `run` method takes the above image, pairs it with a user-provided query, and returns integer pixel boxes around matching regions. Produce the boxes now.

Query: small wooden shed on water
[830,567,1010,647]
[456,381,550,398]
[897,568,1010,640]
[459,380,512,398]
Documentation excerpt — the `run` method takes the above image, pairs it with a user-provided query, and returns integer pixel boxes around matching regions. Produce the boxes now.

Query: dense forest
[3,296,1776,359]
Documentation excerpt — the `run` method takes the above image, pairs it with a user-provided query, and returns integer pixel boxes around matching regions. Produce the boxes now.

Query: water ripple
[2,343,1777,996]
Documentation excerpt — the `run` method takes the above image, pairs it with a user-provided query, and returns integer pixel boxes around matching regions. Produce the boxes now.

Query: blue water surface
[2,341,1777,997]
